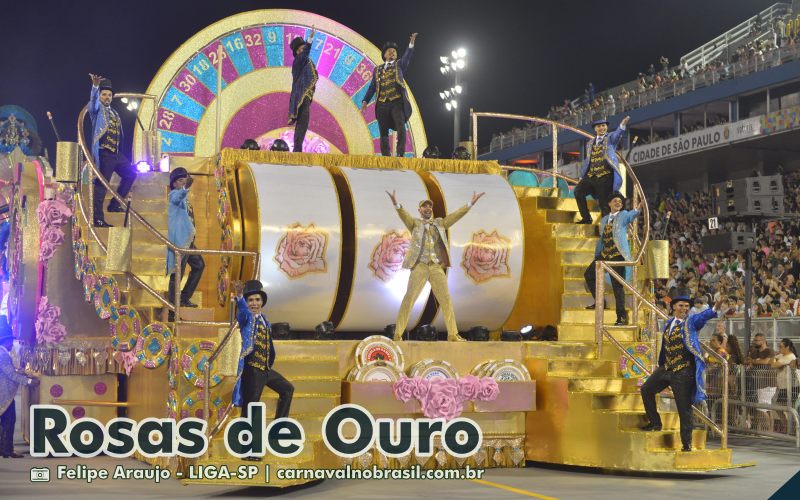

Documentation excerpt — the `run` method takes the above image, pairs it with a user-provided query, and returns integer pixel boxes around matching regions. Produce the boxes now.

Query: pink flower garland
[35,296,67,345]
[393,375,500,420]
[37,188,73,265]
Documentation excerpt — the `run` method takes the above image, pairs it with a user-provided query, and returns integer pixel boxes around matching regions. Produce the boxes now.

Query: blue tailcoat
[231,297,276,407]
[658,308,717,404]
[580,124,626,192]
[363,46,415,121]
[88,85,123,166]
[166,188,195,274]
[595,209,640,282]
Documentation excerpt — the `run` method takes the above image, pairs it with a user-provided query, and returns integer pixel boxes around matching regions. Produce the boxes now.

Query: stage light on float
[315,321,335,340]
[413,324,437,341]
[135,161,152,173]
[383,324,403,339]
[500,330,522,341]
[520,325,534,341]
[466,326,489,342]
[272,322,291,340]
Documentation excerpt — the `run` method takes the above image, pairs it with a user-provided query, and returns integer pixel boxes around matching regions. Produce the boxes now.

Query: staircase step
[568,377,641,393]
[671,448,732,470]
[632,429,708,451]
[564,277,588,292]
[552,223,599,238]
[526,341,597,360]
[94,255,166,276]
[287,376,342,395]
[536,197,599,211]
[546,210,583,224]
[273,341,341,357]
[563,266,588,279]
[560,308,628,324]
[175,307,214,321]
[562,293,632,310]
[271,357,340,378]
[593,393,644,411]
[612,410,681,430]
[556,237,599,251]
[560,250,595,266]
[548,359,617,377]
[558,323,638,341]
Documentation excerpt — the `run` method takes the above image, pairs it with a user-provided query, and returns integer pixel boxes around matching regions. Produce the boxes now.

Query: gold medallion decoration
[619,344,651,379]
[408,359,459,380]
[181,389,228,429]
[347,361,402,382]
[110,305,141,352]
[182,340,223,388]
[135,322,172,369]
[461,230,512,283]
[94,275,120,319]
[486,359,531,382]
[274,222,328,279]
[368,230,410,282]
[471,361,494,378]
[355,335,404,370]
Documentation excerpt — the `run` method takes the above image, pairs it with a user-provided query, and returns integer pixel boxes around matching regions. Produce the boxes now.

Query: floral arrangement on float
[393,375,500,420]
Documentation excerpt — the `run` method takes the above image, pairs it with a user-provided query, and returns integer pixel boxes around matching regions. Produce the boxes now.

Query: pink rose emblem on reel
[461,230,512,283]
[274,223,328,278]
[369,231,410,282]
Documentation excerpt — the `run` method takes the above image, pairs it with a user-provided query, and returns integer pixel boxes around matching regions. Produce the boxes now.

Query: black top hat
[382,41,399,61]
[240,139,260,150]
[671,296,693,308]
[422,145,441,158]
[290,37,307,54]
[169,167,189,189]
[243,280,268,304]
[608,191,625,204]
[99,79,113,92]
[591,118,609,128]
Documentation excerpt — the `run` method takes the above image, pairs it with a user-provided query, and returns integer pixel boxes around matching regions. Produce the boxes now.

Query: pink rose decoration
[113,350,138,376]
[478,377,500,401]
[461,230,512,283]
[422,378,464,420]
[37,199,72,226]
[274,223,328,278]
[35,296,67,345]
[411,377,431,400]
[369,231,410,282]
[392,376,417,403]
[458,374,481,401]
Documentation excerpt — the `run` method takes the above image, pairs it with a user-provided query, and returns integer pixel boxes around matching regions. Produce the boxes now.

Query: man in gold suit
[386,190,485,341]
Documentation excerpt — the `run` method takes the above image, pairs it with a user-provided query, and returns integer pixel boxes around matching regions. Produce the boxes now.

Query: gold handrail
[76,94,261,329]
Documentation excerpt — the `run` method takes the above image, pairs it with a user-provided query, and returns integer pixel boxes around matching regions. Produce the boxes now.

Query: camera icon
[30,467,50,482]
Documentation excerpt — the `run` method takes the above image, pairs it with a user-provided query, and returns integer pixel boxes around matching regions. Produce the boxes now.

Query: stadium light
[439,46,468,151]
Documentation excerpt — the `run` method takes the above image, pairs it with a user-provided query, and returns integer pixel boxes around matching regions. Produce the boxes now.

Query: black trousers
[168,244,205,304]
[376,99,406,157]
[94,149,137,221]
[0,400,15,455]
[240,365,294,420]
[293,97,311,152]
[640,366,696,448]
[574,174,614,221]
[584,256,626,316]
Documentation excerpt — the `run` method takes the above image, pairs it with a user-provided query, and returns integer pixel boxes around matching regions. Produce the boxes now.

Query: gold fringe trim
[219,149,503,176]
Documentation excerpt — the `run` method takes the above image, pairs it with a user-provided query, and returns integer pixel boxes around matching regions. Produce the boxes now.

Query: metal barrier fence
[706,364,800,447]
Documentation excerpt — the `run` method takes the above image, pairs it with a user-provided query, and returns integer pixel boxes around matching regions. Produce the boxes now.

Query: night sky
[0,0,778,158]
